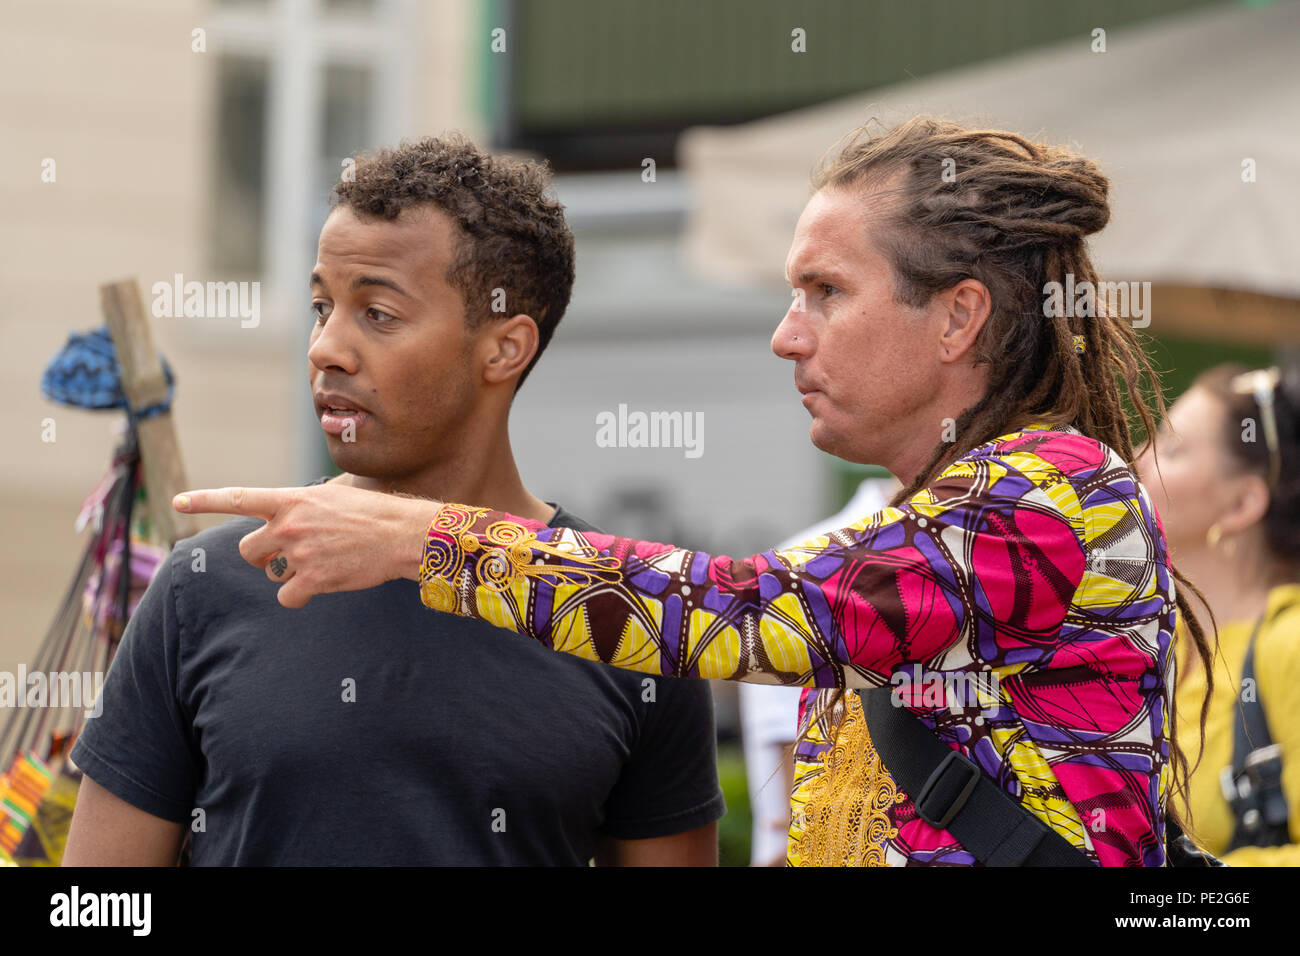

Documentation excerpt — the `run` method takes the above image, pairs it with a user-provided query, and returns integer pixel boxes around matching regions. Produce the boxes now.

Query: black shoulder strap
[1226,610,1291,850]
[1232,614,1274,775]
[859,687,1093,866]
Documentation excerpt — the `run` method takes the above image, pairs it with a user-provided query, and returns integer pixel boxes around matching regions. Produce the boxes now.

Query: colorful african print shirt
[418,423,1177,866]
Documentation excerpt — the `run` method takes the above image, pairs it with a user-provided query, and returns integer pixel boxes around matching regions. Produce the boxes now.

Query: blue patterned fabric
[41,326,175,419]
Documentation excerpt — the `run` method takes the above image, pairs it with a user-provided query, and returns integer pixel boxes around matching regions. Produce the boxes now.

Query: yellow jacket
[1176,583,1300,865]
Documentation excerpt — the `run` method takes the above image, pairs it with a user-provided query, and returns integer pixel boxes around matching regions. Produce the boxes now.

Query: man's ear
[481,314,539,386]
[936,278,992,364]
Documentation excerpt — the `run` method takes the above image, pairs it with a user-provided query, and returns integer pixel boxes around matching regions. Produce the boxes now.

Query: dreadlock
[798,115,1215,847]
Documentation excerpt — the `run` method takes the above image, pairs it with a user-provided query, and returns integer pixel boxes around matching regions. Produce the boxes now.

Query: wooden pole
[99,278,197,546]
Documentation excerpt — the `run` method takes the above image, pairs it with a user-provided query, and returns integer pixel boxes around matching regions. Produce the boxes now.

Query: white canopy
[680,1,1300,317]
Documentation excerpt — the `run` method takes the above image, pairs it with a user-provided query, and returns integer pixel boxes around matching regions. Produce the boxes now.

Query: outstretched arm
[176,454,1085,688]
[414,461,1085,688]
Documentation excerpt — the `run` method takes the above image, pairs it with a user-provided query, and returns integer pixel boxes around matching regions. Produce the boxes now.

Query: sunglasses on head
[1230,366,1282,490]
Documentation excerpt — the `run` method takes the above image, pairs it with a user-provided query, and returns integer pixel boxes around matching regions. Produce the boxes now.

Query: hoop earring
[1206,523,1222,549]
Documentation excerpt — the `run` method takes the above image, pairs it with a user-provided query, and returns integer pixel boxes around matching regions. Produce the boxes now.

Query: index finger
[174,487,288,520]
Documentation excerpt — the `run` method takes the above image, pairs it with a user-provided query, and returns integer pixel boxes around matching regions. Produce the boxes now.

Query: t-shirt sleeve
[597,676,726,841]
[69,548,200,823]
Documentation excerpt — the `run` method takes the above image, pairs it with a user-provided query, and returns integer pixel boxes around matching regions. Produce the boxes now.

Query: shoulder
[958,425,1147,535]
[1255,587,1300,748]
[990,426,1113,477]
[1264,584,1300,628]
[963,424,1121,492]
[907,427,1090,534]
[547,504,604,535]
[163,516,268,602]
[173,516,265,564]
[1258,585,1300,670]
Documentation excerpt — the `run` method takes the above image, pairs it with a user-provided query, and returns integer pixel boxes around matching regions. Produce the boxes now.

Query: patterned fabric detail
[41,326,176,419]
[419,503,621,614]
[418,423,1176,866]
[787,691,905,866]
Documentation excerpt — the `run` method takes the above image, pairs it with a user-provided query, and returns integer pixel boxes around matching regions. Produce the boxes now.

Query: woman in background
[1138,360,1300,864]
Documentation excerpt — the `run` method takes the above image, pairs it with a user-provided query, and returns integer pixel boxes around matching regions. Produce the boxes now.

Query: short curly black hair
[331,133,575,392]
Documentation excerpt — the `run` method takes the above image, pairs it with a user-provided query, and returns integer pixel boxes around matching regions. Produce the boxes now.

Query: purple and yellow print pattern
[419,423,1176,866]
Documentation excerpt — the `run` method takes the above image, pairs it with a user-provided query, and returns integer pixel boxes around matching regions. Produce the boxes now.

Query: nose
[307,310,359,376]
[771,297,812,361]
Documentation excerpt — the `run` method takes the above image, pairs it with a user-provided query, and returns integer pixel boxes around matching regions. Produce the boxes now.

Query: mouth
[315,392,371,437]
[796,381,822,413]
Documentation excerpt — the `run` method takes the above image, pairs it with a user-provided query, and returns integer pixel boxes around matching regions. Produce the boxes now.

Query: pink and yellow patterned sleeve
[417,451,1088,688]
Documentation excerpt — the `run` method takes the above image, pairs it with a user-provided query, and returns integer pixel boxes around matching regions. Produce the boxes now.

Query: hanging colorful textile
[0,326,172,865]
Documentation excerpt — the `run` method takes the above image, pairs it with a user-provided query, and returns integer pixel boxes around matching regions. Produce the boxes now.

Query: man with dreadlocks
[175,116,1213,867]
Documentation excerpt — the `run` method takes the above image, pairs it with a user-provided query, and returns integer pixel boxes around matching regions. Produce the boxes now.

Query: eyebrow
[310,272,412,298]
[788,268,841,287]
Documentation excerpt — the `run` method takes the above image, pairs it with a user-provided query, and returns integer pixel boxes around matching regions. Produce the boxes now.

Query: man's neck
[885,374,1000,487]
[332,439,555,524]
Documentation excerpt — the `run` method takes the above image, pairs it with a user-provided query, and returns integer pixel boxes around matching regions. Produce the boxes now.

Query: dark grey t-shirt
[70,500,724,865]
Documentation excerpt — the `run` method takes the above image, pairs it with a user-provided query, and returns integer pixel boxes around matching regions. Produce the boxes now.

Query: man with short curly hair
[333,133,574,392]
[64,135,725,866]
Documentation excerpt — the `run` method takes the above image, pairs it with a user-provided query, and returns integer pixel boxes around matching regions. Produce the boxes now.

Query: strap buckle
[914,749,982,830]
